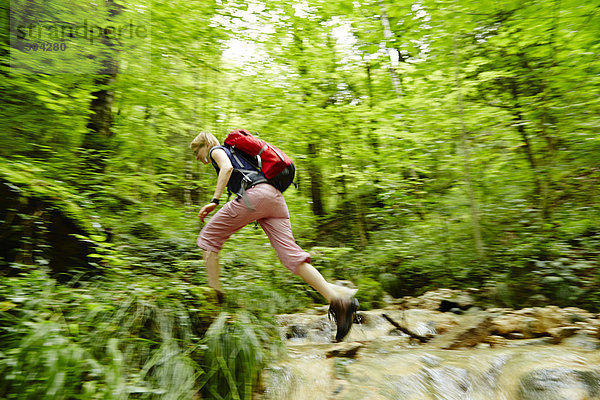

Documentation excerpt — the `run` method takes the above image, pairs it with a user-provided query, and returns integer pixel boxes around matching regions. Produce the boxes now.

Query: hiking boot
[328,297,359,342]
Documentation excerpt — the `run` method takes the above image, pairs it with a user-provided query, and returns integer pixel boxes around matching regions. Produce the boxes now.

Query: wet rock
[381,309,463,344]
[388,328,406,337]
[506,337,554,347]
[268,298,600,400]
[505,307,566,338]
[277,314,335,343]
[487,307,511,313]
[562,332,600,350]
[384,372,430,400]
[585,319,599,334]
[428,312,493,349]
[381,313,430,342]
[491,306,570,338]
[424,366,471,398]
[492,312,523,335]
[306,318,335,343]
[518,368,600,400]
[382,293,395,307]
[326,342,363,358]
[484,335,508,347]
[563,307,596,323]
[528,306,568,335]
[508,332,526,340]
[408,319,437,338]
[420,354,442,368]
[548,326,580,344]
[307,305,329,315]
[286,324,308,339]
[355,311,381,328]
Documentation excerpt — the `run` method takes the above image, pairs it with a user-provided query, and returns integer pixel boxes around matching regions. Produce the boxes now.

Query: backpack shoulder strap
[208,145,227,160]
[208,145,232,199]
[208,145,229,169]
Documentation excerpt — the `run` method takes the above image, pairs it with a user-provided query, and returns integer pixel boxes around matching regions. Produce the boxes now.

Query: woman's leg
[296,262,337,302]
[203,250,220,291]
[248,185,358,341]
[296,262,357,342]
[197,193,263,299]
[203,250,225,303]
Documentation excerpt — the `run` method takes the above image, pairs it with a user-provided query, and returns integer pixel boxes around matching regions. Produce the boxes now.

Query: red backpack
[224,129,295,193]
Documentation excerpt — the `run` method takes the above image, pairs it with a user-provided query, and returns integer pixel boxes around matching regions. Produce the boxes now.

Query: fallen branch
[382,313,431,343]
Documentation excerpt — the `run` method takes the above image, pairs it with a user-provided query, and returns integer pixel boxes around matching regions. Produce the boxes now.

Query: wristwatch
[210,198,220,205]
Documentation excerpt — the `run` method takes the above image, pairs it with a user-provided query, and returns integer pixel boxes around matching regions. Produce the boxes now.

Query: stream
[258,295,600,400]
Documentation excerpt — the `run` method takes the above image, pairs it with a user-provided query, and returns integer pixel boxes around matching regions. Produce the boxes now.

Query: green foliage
[0,158,89,229]
[0,270,216,399]
[200,311,280,400]
[309,246,354,279]
[354,277,384,311]
[1,0,600,396]
[0,265,288,400]
[532,259,596,308]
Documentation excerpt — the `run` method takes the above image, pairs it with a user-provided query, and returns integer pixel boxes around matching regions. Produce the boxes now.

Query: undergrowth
[0,268,282,400]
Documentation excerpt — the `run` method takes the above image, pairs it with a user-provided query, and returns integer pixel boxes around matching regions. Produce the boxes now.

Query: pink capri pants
[197,183,311,274]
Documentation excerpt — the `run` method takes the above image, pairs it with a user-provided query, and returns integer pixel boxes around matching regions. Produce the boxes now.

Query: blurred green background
[1,0,598,398]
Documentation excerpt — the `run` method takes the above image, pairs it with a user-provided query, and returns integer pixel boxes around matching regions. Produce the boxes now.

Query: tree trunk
[454,36,485,260]
[81,0,121,172]
[378,0,402,98]
[510,80,548,221]
[83,75,116,141]
[364,62,382,161]
[307,142,325,217]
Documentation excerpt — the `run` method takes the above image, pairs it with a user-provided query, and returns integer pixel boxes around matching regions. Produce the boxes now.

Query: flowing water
[259,308,600,400]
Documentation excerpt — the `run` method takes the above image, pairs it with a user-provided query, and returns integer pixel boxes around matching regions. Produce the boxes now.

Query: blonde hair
[190,131,220,153]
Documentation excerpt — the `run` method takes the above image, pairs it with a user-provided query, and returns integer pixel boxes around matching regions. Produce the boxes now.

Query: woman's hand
[198,202,218,222]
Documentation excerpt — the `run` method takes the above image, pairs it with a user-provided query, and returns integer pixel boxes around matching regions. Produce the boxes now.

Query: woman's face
[194,145,210,164]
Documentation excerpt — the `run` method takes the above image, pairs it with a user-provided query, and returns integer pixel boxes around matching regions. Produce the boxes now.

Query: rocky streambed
[259,290,600,400]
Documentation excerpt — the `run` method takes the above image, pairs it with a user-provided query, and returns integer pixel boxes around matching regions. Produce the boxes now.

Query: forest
[1,0,599,398]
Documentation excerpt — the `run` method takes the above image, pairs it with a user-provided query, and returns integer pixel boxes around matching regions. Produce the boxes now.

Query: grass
[200,311,275,400]
[0,263,287,400]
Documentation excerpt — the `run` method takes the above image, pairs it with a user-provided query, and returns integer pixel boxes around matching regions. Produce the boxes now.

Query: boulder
[548,326,580,344]
[519,368,600,400]
[428,311,493,349]
[492,306,570,338]
[528,307,568,335]
[484,335,508,347]
[277,313,334,343]
[285,324,308,339]
[506,337,555,347]
[562,307,596,323]
[492,313,523,335]
[562,332,600,350]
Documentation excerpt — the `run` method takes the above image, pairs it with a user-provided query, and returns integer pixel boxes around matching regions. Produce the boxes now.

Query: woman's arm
[210,148,233,200]
[198,148,233,222]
